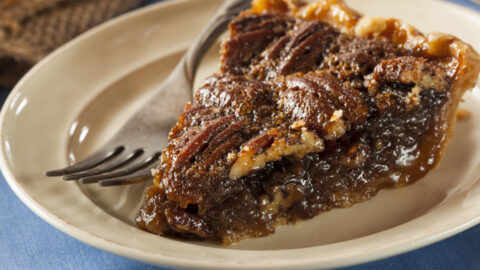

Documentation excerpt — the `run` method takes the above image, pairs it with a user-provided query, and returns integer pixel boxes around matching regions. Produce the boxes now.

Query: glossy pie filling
[136,0,480,243]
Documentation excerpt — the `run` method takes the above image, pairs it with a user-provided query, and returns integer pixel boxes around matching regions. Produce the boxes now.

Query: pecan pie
[136,0,480,244]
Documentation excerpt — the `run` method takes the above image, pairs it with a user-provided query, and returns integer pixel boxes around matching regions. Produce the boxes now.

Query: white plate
[1,0,480,269]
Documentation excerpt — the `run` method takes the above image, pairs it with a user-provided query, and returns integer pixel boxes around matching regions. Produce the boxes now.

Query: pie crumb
[456,109,471,120]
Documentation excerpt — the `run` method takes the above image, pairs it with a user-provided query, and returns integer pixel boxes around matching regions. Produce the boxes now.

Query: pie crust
[136,0,480,244]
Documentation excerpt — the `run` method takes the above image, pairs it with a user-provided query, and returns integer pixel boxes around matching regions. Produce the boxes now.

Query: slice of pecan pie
[136,0,480,244]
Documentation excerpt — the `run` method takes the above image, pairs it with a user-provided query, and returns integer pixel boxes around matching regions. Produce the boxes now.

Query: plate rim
[1,0,480,269]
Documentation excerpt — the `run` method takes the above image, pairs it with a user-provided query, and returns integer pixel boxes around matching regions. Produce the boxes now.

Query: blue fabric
[1,1,480,269]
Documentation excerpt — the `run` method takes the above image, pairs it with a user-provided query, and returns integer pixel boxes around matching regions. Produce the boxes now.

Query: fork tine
[79,152,161,184]
[62,149,144,180]
[44,146,124,177]
[99,170,153,186]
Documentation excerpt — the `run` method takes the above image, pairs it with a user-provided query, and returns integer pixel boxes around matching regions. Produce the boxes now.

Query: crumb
[456,109,471,120]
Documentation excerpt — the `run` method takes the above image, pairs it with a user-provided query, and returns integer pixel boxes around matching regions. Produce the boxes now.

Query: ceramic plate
[1,0,480,269]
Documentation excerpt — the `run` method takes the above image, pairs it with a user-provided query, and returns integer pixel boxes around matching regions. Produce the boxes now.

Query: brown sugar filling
[136,0,480,244]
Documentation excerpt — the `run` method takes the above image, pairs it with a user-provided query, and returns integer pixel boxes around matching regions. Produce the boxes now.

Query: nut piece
[230,128,324,179]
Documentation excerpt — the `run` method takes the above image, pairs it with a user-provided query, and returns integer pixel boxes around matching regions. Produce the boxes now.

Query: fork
[45,0,251,186]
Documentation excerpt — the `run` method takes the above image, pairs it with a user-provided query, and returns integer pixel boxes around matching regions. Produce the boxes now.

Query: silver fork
[45,0,251,186]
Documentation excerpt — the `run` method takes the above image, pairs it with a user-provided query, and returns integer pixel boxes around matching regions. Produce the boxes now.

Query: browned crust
[250,0,480,170]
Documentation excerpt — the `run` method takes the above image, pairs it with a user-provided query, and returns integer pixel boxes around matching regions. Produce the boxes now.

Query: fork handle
[184,0,252,82]
[164,0,252,91]
[111,0,251,139]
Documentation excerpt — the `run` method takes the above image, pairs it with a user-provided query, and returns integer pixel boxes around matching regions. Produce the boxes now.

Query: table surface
[1,0,480,269]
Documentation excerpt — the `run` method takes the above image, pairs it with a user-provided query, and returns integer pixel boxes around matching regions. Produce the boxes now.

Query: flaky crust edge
[250,0,480,170]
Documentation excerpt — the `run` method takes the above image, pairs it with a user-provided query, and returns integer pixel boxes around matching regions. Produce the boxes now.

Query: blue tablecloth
[1,1,479,269]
